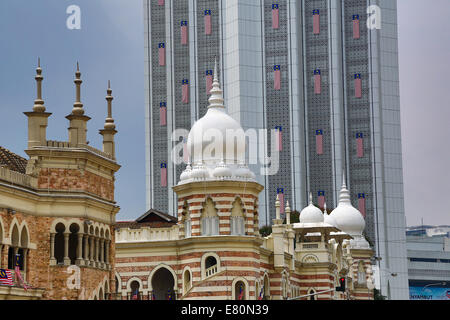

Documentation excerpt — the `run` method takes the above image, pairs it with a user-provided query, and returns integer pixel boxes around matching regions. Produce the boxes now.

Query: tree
[283,210,300,224]
[373,288,386,300]
[259,225,272,237]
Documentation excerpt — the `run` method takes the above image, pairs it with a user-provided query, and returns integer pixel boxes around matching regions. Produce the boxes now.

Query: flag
[183,137,189,163]
[356,133,364,158]
[206,70,213,94]
[181,21,188,45]
[167,289,172,300]
[161,162,167,187]
[258,285,264,300]
[318,191,325,209]
[313,9,320,34]
[353,14,360,39]
[354,73,362,98]
[204,10,212,35]
[277,188,285,214]
[14,254,28,291]
[238,285,244,300]
[275,126,282,151]
[272,4,279,29]
[316,129,323,155]
[160,102,167,126]
[182,79,189,104]
[274,65,281,90]
[0,269,13,286]
[358,193,366,217]
[158,43,166,66]
[158,0,164,5]
[314,69,321,94]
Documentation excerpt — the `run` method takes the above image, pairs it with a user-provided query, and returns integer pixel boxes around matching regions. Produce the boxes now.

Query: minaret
[66,63,91,146]
[24,58,52,149]
[99,81,118,159]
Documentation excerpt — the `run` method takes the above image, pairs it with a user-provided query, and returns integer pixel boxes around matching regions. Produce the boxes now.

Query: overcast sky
[0,0,448,227]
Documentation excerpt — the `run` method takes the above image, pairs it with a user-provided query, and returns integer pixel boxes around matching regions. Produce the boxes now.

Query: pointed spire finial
[33,58,45,112]
[104,80,115,130]
[323,202,327,215]
[72,62,84,115]
[338,168,351,205]
[309,192,313,205]
[342,169,347,188]
[207,57,225,109]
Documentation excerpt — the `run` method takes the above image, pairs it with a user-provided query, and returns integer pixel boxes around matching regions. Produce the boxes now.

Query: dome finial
[104,81,115,130]
[207,57,225,109]
[309,192,313,205]
[338,169,351,205]
[342,169,347,189]
[323,202,327,215]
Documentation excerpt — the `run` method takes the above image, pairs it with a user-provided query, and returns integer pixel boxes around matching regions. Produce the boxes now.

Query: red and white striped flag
[353,15,360,39]
[274,65,281,90]
[318,191,325,209]
[161,163,167,187]
[204,10,212,35]
[356,133,364,158]
[15,266,29,291]
[277,188,285,214]
[158,43,166,66]
[160,102,167,126]
[181,21,188,45]
[313,9,320,34]
[272,4,279,29]
[183,137,189,163]
[182,79,189,104]
[316,129,323,155]
[275,126,282,151]
[354,73,362,98]
[358,193,366,217]
[0,269,13,286]
[314,69,321,94]
[206,70,213,94]
[158,0,164,6]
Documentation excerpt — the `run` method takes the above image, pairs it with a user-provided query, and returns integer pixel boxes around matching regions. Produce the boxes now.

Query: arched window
[308,288,316,300]
[263,275,270,300]
[235,281,246,300]
[357,261,366,284]
[205,256,218,277]
[54,223,66,265]
[130,280,141,300]
[151,268,176,300]
[183,269,192,295]
[69,224,79,265]
[8,224,20,269]
[201,198,219,236]
[230,198,245,235]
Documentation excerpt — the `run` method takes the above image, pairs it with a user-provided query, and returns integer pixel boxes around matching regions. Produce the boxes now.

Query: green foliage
[373,288,386,300]
[259,225,272,237]
[283,210,300,224]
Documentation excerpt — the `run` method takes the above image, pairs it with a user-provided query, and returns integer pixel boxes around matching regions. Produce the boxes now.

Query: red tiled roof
[0,146,27,174]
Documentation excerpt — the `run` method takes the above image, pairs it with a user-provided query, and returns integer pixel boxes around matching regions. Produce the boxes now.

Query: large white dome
[328,175,365,236]
[178,62,256,185]
[299,193,324,223]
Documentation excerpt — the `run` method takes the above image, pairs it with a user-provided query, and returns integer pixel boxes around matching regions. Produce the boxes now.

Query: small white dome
[190,163,208,180]
[212,161,232,179]
[299,193,324,223]
[180,164,192,181]
[235,164,253,179]
[328,175,365,236]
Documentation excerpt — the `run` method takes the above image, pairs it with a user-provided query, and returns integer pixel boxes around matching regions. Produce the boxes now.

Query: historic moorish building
[0,62,120,299]
[114,67,375,300]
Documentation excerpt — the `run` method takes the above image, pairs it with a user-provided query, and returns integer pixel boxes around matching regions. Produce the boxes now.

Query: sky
[0,0,448,227]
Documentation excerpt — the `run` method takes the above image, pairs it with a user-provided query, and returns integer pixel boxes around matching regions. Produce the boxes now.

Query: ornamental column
[63,233,71,265]
[49,233,56,265]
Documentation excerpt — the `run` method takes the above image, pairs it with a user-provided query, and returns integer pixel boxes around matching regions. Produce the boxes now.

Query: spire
[338,169,351,205]
[309,192,313,205]
[323,202,327,215]
[33,57,46,112]
[207,57,225,109]
[275,194,281,220]
[286,201,291,225]
[72,62,84,115]
[104,80,115,130]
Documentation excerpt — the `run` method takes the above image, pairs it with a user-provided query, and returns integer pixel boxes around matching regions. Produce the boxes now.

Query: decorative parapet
[115,225,179,243]
[45,140,114,160]
[0,167,37,189]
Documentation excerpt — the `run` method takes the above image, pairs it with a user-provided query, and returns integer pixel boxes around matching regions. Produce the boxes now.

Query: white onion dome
[328,175,365,236]
[235,163,253,179]
[299,193,324,223]
[190,162,208,180]
[186,63,245,166]
[212,160,232,179]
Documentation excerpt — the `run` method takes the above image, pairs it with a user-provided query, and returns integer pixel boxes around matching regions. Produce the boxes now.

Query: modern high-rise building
[143,0,408,299]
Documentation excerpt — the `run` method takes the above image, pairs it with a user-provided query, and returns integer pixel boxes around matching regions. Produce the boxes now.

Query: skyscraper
[143,0,408,299]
